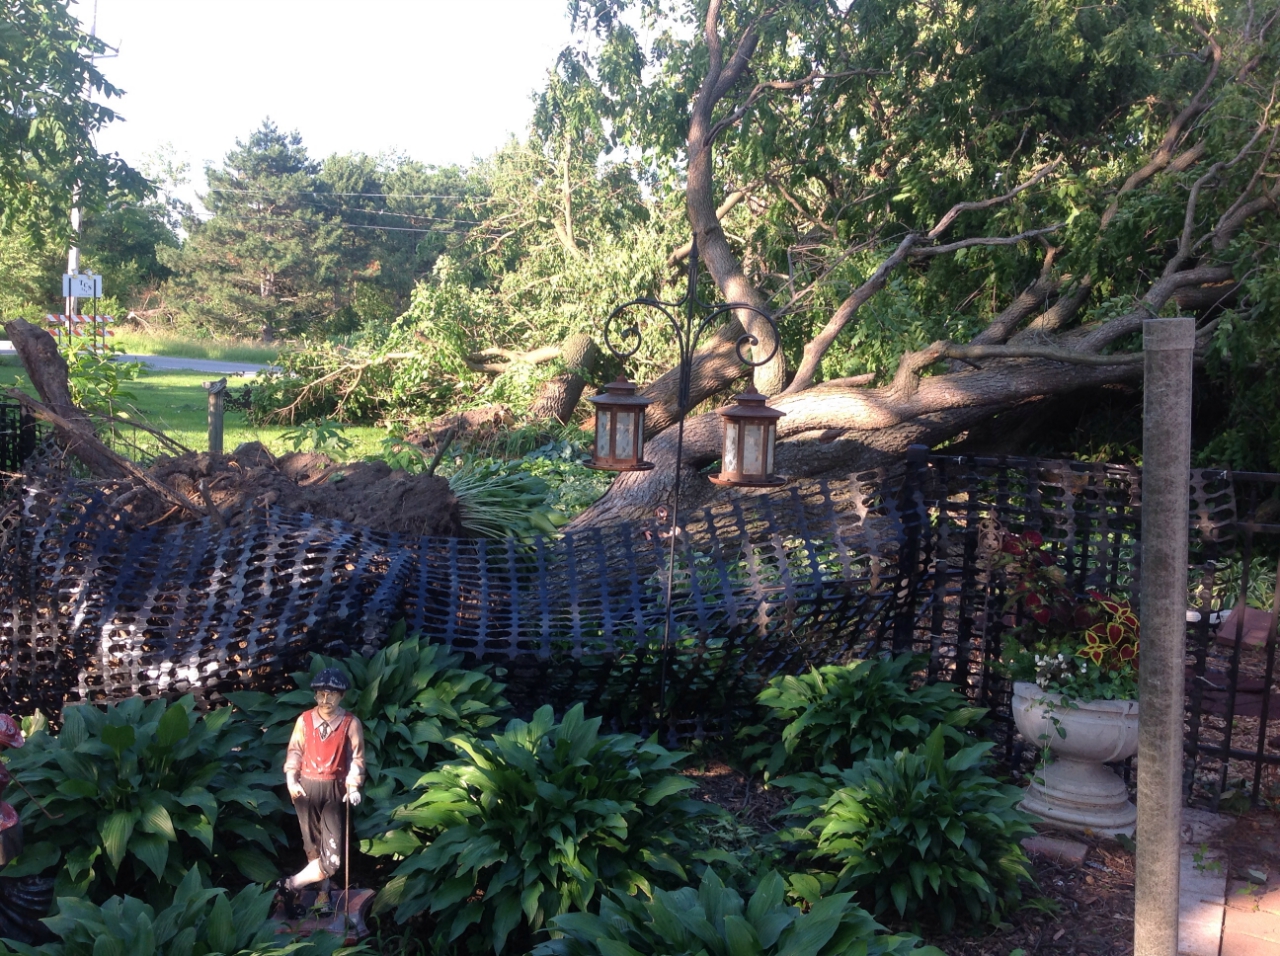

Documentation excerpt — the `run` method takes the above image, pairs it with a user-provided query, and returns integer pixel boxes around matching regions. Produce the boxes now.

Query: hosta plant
[228,626,511,797]
[740,655,986,778]
[0,867,369,956]
[2,698,286,904]
[368,703,716,954]
[783,726,1036,930]
[533,867,942,956]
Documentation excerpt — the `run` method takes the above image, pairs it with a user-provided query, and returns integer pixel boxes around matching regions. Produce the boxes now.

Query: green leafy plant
[740,655,986,778]
[2,698,286,904]
[996,531,1140,701]
[279,417,354,456]
[229,628,509,803]
[0,867,368,956]
[367,703,716,954]
[533,867,942,956]
[59,340,142,417]
[446,459,568,539]
[783,726,1036,930]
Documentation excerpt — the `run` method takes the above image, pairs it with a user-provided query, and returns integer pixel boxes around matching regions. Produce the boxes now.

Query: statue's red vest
[299,710,352,780]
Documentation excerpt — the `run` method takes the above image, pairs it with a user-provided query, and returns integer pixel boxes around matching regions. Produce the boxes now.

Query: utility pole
[66,0,116,319]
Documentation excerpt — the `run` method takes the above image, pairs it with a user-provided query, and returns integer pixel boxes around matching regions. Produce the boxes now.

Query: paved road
[113,354,273,375]
[0,341,272,375]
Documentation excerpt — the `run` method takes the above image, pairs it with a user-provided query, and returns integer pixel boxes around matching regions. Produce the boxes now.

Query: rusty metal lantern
[709,388,786,487]
[586,376,654,472]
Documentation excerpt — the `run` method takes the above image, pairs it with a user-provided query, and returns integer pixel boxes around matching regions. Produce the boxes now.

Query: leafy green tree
[316,151,479,329]
[161,120,346,340]
[549,0,1280,525]
[0,0,148,242]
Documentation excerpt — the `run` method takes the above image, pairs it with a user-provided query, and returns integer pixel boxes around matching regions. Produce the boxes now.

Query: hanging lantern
[587,376,655,472]
[709,388,786,487]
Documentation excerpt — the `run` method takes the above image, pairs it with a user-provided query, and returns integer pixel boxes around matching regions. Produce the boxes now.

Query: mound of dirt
[143,442,464,538]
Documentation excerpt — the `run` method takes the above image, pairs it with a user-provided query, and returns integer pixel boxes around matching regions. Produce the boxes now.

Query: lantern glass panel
[615,410,635,461]
[765,424,775,476]
[743,422,764,475]
[595,413,612,460]
[723,421,739,474]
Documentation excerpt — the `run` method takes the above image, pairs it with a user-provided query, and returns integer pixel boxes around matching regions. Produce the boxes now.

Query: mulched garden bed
[684,759,1137,956]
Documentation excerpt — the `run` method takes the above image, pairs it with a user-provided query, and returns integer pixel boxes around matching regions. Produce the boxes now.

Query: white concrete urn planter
[1011,681,1139,838]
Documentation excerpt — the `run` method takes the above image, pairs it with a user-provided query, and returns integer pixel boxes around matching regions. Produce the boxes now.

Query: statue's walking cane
[343,794,351,937]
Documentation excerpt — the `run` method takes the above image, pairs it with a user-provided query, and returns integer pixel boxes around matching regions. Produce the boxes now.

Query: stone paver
[1180,810,1230,956]
[1223,880,1280,956]
[1023,834,1089,866]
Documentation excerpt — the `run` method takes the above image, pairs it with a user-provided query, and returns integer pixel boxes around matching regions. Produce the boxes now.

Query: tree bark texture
[4,318,130,479]
[568,11,1273,530]
[528,333,600,424]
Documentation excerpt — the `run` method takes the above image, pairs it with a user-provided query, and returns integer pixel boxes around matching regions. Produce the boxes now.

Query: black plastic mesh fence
[0,402,34,474]
[5,444,1280,804]
[0,468,915,737]
[900,451,1253,801]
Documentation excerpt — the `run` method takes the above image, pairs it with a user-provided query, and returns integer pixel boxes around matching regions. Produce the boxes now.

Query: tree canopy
[0,0,147,242]
[159,120,481,339]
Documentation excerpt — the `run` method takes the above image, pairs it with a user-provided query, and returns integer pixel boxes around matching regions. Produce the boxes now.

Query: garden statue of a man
[274,669,365,919]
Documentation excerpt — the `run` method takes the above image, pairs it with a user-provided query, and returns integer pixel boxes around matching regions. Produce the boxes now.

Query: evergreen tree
[161,120,344,340]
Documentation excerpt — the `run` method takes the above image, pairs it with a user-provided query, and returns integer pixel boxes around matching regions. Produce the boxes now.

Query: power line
[218,215,471,234]
[206,188,482,200]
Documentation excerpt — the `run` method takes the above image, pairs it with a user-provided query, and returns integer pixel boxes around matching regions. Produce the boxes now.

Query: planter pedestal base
[1012,682,1139,840]
[1020,756,1136,839]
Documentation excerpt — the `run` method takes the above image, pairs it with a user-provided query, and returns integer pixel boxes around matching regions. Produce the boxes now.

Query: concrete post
[1134,316,1195,956]
[203,378,227,455]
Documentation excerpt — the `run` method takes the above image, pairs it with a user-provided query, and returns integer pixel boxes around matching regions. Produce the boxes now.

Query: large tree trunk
[3,318,130,479]
[569,358,1144,528]
[4,318,206,517]
[528,333,600,424]
[569,7,1272,531]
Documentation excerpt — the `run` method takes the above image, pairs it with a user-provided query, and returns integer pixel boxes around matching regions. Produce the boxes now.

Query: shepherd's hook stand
[600,239,781,723]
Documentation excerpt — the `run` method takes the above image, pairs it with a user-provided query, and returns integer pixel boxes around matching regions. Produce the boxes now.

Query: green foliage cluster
[0,868,366,956]
[246,164,681,431]
[159,122,479,341]
[0,626,1043,953]
[362,437,609,540]
[367,703,713,954]
[534,868,941,956]
[0,0,148,241]
[58,340,142,417]
[228,629,511,796]
[782,728,1036,930]
[2,698,285,904]
[741,656,987,779]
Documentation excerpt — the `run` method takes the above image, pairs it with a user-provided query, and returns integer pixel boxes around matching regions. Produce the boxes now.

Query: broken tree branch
[926,159,1062,239]
[1100,32,1223,229]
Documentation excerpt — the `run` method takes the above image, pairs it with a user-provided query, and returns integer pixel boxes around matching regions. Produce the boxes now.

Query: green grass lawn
[0,356,388,460]
[108,329,282,365]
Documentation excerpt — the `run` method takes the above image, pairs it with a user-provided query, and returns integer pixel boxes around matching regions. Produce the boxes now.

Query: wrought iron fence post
[892,444,930,654]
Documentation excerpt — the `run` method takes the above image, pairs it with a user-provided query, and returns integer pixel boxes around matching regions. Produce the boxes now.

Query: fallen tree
[566,0,1279,528]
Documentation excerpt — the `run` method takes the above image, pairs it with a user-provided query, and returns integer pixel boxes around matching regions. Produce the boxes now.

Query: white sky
[82,0,575,200]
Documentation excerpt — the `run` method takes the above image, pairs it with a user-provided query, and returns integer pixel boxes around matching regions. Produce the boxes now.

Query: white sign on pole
[61,273,102,298]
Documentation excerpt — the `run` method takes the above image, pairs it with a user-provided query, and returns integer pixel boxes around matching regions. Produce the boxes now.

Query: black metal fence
[895,449,1279,808]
